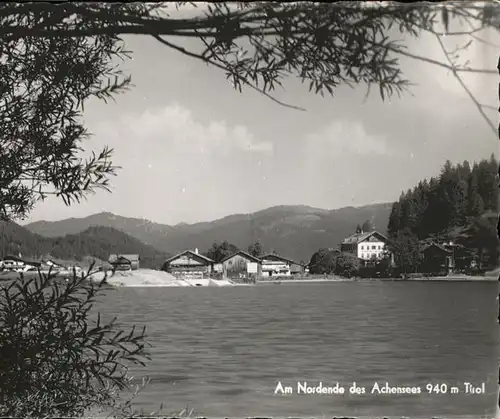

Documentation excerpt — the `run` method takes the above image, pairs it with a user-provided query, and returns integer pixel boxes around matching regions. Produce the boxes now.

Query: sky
[22,4,500,226]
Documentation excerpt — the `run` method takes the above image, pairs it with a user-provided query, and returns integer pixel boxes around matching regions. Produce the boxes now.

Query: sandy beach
[87,269,237,287]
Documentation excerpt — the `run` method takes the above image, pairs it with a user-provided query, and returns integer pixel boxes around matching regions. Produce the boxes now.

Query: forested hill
[387,154,499,268]
[0,223,168,269]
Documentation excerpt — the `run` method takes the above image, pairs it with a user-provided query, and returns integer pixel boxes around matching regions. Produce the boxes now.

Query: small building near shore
[1,255,41,272]
[260,253,304,276]
[108,254,140,270]
[161,249,214,279]
[421,243,455,275]
[221,250,262,279]
[259,253,304,277]
[1,255,26,271]
[109,255,133,271]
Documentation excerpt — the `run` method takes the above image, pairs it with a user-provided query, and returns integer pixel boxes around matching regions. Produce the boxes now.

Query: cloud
[305,120,392,156]
[95,103,274,157]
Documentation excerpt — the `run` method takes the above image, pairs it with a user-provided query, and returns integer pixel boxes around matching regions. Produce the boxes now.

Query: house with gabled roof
[221,250,262,279]
[260,253,304,276]
[161,249,214,278]
[1,255,41,272]
[108,254,140,270]
[421,242,455,275]
[340,230,390,261]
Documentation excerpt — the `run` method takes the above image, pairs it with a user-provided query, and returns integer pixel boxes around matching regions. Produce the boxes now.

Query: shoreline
[256,276,497,284]
[1,269,496,287]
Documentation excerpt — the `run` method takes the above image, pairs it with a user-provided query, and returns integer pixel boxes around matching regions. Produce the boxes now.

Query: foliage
[387,155,499,270]
[308,249,359,278]
[247,241,263,258]
[308,248,337,274]
[204,240,239,263]
[334,253,359,278]
[457,215,500,270]
[359,252,392,278]
[0,14,131,221]
[0,268,150,418]
[387,228,421,274]
[361,219,374,233]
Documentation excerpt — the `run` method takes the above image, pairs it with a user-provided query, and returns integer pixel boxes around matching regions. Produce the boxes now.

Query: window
[371,245,376,250]
[378,246,381,250]
[360,245,364,250]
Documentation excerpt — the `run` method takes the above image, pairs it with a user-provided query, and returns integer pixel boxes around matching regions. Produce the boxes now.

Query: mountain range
[0,222,168,269]
[23,203,393,262]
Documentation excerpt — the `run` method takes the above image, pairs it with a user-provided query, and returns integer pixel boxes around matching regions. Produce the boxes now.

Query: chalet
[221,251,262,279]
[421,243,455,275]
[340,230,390,261]
[109,255,133,271]
[161,249,214,279]
[0,255,41,272]
[108,254,140,270]
[260,253,304,276]
[1,255,25,271]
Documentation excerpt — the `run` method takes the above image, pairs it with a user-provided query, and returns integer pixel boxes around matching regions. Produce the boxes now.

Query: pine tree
[361,219,374,233]
[476,157,498,212]
[467,172,484,218]
[387,202,402,238]
[457,160,472,182]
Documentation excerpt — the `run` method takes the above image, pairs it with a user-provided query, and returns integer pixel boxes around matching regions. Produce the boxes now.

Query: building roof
[109,254,140,263]
[220,250,261,264]
[43,257,68,266]
[164,250,214,264]
[2,255,24,262]
[422,243,452,254]
[110,255,132,264]
[1,255,44,266]
[260,253,300,265]
[341,231,388,245]
[23,259,42,266]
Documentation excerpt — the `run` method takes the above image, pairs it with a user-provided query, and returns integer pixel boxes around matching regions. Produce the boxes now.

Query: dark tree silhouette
[361,219,374,233]
[0,268,150,417]
[247,241,263,258]
[308,248,337,275]
[205,241,238,263]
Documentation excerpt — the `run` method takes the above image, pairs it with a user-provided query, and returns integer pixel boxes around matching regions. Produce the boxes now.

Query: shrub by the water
[0,266,150,418]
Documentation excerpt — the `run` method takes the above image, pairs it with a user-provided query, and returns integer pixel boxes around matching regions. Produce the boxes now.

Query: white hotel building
[340,230,390,261]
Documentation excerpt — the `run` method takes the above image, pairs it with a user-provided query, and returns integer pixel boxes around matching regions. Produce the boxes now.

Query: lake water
[93,281,499,418]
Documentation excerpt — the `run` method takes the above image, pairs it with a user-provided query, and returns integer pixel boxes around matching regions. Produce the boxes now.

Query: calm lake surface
[93,281,499,418]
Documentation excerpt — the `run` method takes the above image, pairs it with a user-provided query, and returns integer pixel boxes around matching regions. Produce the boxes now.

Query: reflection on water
[92,281,498,418]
